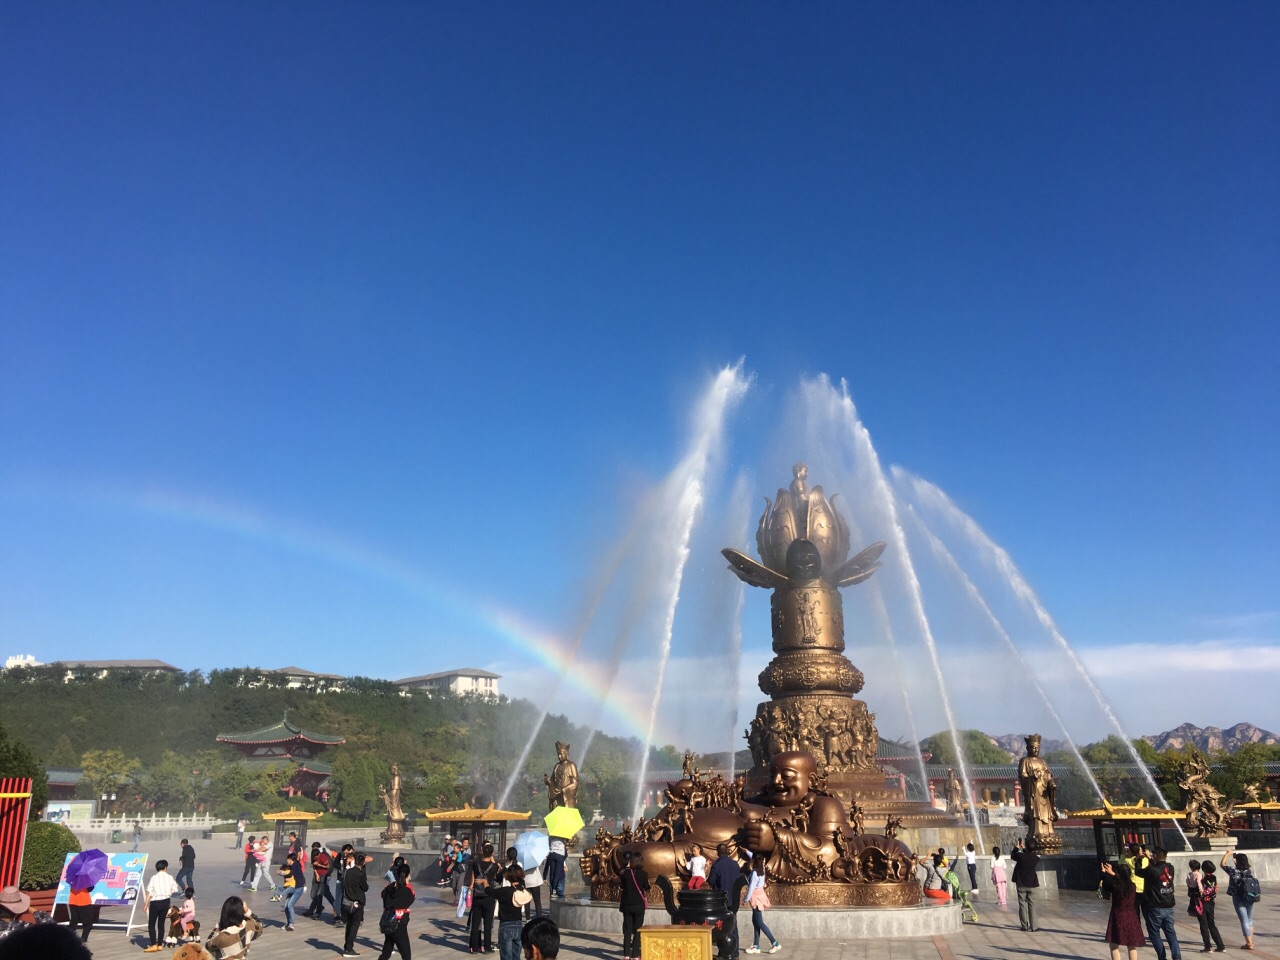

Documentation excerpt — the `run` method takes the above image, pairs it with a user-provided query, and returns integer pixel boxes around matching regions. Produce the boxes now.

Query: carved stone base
[745,695,881,783]
[380,819,408,844]
[766,881,922,907]
[1025,836,1063,856]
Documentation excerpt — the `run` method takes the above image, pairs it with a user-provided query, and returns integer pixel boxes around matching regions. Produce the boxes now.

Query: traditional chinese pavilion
[216,711,346,799]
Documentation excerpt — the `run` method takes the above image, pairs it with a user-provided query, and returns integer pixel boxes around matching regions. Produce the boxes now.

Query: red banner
[0,777,34,888]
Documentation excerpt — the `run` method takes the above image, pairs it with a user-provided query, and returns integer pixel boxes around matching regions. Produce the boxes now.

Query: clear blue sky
[2,4,1276,749]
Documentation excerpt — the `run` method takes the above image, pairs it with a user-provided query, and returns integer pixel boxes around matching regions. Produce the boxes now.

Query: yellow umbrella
[544,806,585,839]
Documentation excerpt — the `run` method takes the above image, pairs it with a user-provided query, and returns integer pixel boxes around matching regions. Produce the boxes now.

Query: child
[990,845,1008,906]
[685,844,708,890]
[180,887,197,941]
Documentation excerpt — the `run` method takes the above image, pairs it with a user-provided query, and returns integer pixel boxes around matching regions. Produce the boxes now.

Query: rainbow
[15,480,675,744]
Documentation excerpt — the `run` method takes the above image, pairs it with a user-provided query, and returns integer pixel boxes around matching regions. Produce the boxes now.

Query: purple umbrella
[65,849,109,889]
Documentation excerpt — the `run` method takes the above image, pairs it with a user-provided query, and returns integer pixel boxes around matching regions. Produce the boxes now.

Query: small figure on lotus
[583,751,918,904]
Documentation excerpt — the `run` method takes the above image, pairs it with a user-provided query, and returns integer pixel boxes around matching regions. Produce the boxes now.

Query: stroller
[942,866,979,923]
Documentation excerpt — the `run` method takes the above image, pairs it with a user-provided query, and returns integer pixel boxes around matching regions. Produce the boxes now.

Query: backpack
[378,906,401,935]
[1241,872,1262,903]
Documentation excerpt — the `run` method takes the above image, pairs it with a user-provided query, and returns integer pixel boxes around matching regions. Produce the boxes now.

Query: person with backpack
[375,861,415,960]
[490,864,532,960]
[1220,849,1260,950]
[1199,861,1227,952]
[467,843,501,954]
[1138,847,1182,960]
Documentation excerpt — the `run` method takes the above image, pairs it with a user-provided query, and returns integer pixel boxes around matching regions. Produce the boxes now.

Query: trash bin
[111,829,121,844]
[202,830,213,841]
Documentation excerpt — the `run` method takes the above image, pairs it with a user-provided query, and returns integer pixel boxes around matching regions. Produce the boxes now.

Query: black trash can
[202,829,213,841]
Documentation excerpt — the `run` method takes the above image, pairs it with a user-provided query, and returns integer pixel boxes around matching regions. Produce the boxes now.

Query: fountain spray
[820,378,986,853]
[630,365,749,823]
[902,499,1107,803]
[902,470,1180,822]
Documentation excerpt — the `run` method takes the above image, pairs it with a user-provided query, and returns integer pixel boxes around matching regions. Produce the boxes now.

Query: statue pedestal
[553,897,962,939]
[640,926,713,960]
[380,819,409,844]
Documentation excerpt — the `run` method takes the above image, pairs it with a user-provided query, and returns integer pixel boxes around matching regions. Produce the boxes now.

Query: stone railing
[79,812,230,832]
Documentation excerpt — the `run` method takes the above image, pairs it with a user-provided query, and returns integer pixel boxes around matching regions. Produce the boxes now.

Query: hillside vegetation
[0,664,692,820]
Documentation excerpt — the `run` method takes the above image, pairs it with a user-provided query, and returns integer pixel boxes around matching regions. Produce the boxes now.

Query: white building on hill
[394,668,501,697]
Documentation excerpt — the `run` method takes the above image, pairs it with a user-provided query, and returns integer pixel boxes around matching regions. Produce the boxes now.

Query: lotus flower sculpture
[722,462,885,589]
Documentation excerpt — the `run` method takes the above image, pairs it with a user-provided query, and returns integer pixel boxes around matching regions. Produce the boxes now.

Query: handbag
[629,869,647,910]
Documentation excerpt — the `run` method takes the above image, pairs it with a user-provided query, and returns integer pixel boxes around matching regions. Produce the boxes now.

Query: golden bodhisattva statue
[1018,735,1061,854]
[379,761,408,844]
[544,741,579,811]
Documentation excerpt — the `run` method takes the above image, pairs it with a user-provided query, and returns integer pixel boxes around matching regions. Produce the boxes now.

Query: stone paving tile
[69,840,1278,960]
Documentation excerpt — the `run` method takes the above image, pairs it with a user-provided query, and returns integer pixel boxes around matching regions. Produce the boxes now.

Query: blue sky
[2,4,1277,750]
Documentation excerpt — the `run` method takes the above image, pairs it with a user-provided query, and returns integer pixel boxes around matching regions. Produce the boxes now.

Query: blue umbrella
[66,849,109,889]
[513,830,550,870]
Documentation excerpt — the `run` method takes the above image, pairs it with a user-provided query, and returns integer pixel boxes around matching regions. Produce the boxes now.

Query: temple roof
[1068,799,1187,820]
[261,806,325,821]
[423,802,531,822]
[216,711,346,747]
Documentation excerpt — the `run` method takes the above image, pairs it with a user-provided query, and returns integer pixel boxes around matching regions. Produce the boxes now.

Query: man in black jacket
[341,851,368,958]
[1010,839,1040,932]
[1138,848,1182,960]
[708,845,746,960]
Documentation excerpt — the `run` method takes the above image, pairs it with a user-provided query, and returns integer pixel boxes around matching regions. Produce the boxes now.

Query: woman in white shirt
[143,859,182,953]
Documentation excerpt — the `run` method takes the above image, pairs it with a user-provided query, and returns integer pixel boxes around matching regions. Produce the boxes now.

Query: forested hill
[0,665,684,820]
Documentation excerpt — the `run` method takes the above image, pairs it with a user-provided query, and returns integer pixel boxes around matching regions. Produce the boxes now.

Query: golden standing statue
[1018,735,1061,853]
[544,741,579,811]
[379,761,408,844]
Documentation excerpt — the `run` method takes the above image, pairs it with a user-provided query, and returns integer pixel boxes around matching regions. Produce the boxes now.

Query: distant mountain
[991,734,1068,760]
[1142,722,1279,754]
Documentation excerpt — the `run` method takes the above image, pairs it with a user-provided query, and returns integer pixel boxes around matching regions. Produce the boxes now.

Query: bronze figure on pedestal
[584,463,923,907]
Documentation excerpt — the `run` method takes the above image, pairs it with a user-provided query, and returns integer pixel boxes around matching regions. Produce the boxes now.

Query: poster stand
[55,851,149,936]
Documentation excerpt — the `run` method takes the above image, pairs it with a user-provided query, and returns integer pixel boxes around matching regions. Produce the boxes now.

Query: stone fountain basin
[551,897,961,939]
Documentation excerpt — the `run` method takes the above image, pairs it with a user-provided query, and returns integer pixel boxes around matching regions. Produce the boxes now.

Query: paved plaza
[68,839,1275,960]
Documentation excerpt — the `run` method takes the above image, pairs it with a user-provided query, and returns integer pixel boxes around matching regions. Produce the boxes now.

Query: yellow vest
[1122,855,1147,894]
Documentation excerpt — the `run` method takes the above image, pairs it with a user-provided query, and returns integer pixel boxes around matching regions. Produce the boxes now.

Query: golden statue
[944,768,963,816]
[1018,735,1061,853]
[722,462,887,804]
[586,464,927,908]
[589,750,918,906]
[1177,748,1230,839]
[544,741,579,811]
[379,761,408,844]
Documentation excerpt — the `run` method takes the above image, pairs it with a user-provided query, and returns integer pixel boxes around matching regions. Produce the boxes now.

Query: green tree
[329,751,385,818]
[0,721,48,817]
[48,734,79,768]
[1080,736,1161,804]
[80,750,142,798]
[920,730,1010,766]
[1210,743,1269,803]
